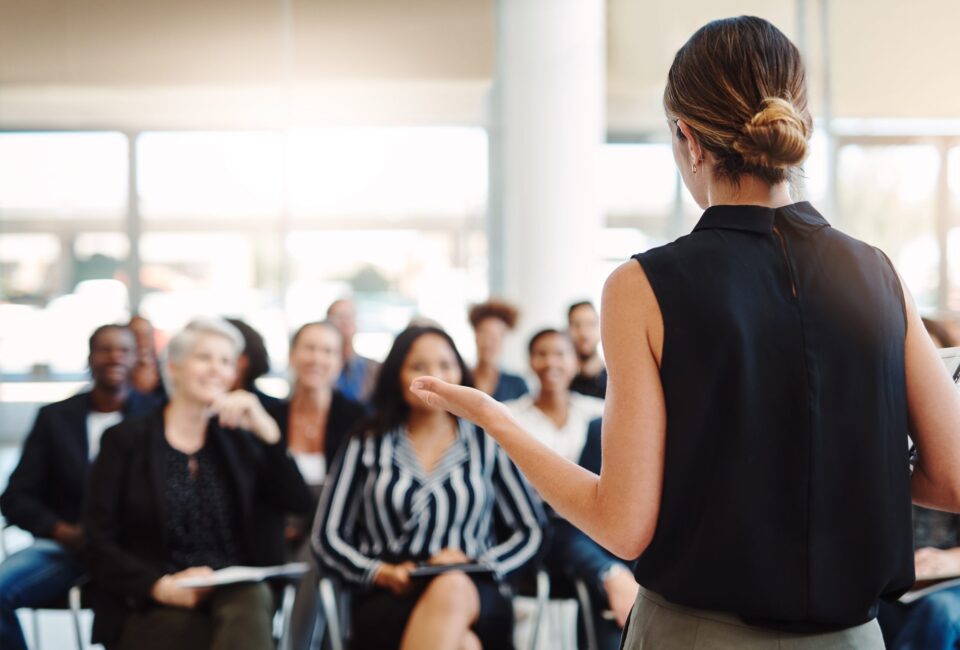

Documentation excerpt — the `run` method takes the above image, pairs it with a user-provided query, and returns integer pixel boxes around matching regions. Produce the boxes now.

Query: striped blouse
[312,418,545,586]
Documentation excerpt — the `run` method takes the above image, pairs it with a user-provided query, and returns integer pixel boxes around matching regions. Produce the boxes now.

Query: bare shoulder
[601,259,663,363]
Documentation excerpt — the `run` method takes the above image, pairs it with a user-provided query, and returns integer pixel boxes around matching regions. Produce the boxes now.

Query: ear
[676,119,703,167]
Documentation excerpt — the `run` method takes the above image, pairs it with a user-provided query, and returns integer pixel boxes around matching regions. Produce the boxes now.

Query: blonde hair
[664,16,812,184]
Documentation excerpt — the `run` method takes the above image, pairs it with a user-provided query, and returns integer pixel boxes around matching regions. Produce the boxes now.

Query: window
[137,132,284,219]
[0,132,128,218]
[836,144,941,309]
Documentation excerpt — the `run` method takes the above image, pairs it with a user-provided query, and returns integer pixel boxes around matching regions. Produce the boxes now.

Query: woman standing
[313,326,544,650]
[411,16,960,648]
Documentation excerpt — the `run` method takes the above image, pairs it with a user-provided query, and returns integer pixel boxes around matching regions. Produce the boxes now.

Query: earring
[692,164,697,174]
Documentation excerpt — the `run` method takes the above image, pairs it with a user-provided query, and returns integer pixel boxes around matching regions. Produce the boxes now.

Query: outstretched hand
[409,377,509,431]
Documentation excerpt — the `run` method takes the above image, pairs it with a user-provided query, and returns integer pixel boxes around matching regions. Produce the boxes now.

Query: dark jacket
[264,389,366,462]
[259,390,366,559]
[83,407,313,645]
[0,390,157,538]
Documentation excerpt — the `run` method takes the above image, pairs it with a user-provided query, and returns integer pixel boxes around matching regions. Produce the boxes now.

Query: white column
[489,0,606,352]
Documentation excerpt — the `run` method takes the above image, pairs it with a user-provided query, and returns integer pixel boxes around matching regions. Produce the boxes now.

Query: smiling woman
[82,317,313,650]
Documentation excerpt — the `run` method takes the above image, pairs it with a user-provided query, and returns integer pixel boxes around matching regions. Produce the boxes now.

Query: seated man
[0,324,156,650]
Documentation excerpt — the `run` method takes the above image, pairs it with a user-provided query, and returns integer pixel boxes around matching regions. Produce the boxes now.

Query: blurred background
[2,0,959,439]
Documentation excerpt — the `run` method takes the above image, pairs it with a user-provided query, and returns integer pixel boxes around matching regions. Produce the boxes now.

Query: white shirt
[87,410,123,460]
[506,393,605,464]
[292,451,327,487]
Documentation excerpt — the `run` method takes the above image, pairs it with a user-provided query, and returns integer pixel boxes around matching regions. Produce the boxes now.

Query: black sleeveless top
[632,202,914,632]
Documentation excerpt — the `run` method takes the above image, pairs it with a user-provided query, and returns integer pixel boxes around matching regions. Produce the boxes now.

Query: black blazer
[258,390,366,559]
[0,390,157,538]
[265,389,366,461]
[83,407,313,645]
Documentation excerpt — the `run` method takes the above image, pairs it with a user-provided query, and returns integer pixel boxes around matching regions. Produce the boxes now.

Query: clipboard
[939,347,960,384]
[407,562,495,579]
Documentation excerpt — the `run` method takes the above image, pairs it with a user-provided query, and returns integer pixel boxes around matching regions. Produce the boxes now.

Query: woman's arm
[413,261,667,559]
[311,437,384,585]
[900,279,960,511]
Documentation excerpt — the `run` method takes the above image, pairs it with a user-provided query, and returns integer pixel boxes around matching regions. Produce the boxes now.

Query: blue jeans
[0,539,87,650]
[878,585,960,650]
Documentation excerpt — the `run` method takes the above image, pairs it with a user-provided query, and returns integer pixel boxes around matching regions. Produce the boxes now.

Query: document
[176,562,310,588]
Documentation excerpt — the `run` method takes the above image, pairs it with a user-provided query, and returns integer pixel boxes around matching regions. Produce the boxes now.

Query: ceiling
[0,0,957,131]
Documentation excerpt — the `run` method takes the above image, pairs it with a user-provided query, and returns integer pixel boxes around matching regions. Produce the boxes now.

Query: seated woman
[506,330,637,650]
[267,321,366,551]
[83,318,313,650]
[468,300,529,402]
[313,325,545,650]
[267,321,366,650]
[226,317,283,412]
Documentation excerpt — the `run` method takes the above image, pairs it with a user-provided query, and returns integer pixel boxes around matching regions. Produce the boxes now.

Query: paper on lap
[175,562,310,588]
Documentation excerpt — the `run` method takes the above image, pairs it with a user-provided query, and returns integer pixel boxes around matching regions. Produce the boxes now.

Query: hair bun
[733,97,810,169]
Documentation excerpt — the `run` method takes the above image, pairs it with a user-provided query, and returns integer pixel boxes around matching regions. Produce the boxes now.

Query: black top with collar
[631,202,914,632]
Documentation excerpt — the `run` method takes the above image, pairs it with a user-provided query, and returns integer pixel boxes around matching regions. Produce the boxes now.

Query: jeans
[879,585,960,650]
[0,539,87,650]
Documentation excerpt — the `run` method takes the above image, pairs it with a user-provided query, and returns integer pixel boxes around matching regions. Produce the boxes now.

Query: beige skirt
[619,588,885,650]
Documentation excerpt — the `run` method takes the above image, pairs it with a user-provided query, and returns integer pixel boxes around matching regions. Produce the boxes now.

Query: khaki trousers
[620,588,885,650]
[112,582,276,650]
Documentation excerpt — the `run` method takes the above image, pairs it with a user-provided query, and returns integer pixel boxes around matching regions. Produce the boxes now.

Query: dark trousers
[110,582,275,650]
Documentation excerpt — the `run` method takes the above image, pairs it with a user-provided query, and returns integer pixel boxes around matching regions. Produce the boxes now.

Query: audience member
[507,329,605,464]
[326,298,382,404]
[567,301,607,398]
[313,326,544,650]
[128,315,164,397]
[506,330,632,648]
[468,299,529,402]
[83,318,312,650]
[878,317,960,649]
[225,317,282,411]
[0,324,156,650]
[266,321,365,650]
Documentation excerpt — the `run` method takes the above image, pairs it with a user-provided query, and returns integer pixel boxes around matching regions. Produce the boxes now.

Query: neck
[475,359,497,374]
[164,396,210,441]
[706,177,793,209]
[536,387,569,410]
[90,383,129,413]
[342,340,355,362]
[580,350,603,377]
[291,385,332,411]
[406,408,457,437]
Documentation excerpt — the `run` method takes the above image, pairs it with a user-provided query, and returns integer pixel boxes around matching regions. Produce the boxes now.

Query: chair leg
[574,579,600,650]
[69,585,85,650]
[318,578,344,650]
[277,583,297,650]
[526,570,550,650]
[31,610,41,650]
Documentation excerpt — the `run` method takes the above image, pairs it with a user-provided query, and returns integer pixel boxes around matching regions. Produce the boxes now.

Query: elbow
[606,524,654,560]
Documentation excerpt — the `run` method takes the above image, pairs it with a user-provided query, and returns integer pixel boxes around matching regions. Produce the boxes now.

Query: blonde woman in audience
[84,318,312,650]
